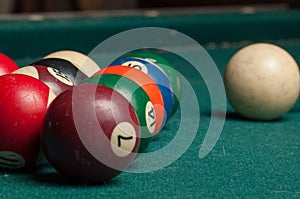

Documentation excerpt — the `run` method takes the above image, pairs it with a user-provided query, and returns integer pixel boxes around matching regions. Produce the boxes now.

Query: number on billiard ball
[82,73,156,153]
[110,122,137,158]
[33,50,100,84]
[94,65,165,136]
[110,57,174,122]
[0,74,55,170]
[42,84,140,183]
[13,65,74,95]
[120,50,181,114]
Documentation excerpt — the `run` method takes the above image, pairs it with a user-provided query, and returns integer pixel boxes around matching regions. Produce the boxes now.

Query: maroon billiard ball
[0,53,18,76]
[13,65,74,95]
[0,74,55,170]
[42,84,140,183]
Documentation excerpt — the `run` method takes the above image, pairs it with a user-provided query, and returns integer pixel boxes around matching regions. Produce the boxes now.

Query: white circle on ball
[122,60,149,74]
[76,27,226,173]
[110,122,137,157]
[145,101,156,134]
[47,67,74,86]
[0,151,25,169]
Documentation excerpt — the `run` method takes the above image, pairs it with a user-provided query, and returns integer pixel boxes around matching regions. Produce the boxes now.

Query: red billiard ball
[0,74,55,170]
[0,53,18,76]
[13,65,74,95]
[42,84,140,183]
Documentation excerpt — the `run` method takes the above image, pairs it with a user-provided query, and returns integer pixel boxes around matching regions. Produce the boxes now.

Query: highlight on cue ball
[224,42,300,120]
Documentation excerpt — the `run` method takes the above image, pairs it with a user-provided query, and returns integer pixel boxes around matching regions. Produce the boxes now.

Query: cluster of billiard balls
[0,42,299,184]
[0,49,181,184]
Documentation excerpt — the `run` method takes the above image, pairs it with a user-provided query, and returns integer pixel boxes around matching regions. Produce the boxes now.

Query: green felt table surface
[0,7,300,198]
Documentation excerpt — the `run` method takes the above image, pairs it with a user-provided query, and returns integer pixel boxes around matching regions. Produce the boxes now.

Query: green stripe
[82,73,153,152]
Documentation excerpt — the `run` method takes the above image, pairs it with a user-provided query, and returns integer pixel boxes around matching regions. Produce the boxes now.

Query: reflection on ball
[0,74,55,170]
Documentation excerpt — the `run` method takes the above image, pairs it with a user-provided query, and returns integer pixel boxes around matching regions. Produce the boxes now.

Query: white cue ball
[224,43,300,120]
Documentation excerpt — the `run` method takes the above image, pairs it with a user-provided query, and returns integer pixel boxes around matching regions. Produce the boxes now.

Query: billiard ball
[94,65,165,136]
[13,65,74,95]
[120,50,181,113]
[43,50,100,77]
[224,43,300,120]
[42,84,140,183]
[32,58,87,85]
[82,73,156,153]
[0,74,55,170]
[110,57,174,121]
[0,53,18,76]
[32,50,100,84]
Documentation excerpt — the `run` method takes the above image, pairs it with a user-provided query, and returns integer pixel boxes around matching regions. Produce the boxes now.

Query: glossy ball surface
[13,65,73,95]
[224,43,300,120]
[83,74,156,153]
[43,50,100,77]
[32,58,87,85]
[0,74,55,170]
[94,65,165,135]
[42,84,140,183]
[0,53,18,76]
[110,57,174,121]
[121,50,181,113]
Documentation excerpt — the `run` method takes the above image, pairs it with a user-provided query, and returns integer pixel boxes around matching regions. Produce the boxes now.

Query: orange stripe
[94,65,165,136]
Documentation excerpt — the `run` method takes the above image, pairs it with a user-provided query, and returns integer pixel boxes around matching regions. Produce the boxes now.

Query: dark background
[8,0,300,13]
[138,0,300,8]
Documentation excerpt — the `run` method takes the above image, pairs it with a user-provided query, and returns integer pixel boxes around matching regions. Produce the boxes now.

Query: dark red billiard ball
[0,53,18,76]
[42,84,140,183]
[13,65,74,95]
[0,74,55,170]
[83,74,156,153]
